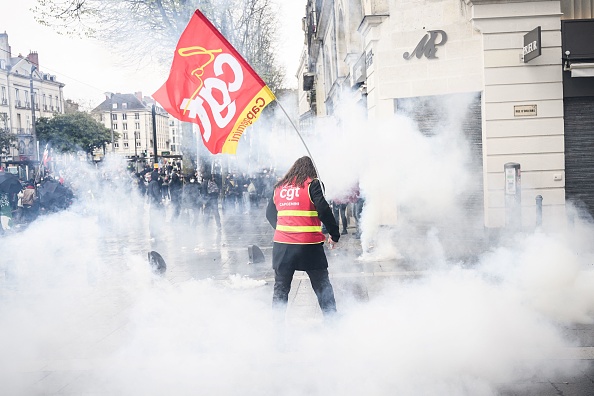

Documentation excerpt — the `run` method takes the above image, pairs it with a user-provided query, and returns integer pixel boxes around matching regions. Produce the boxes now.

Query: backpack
[208,180,219,194]
[247,181,256,194]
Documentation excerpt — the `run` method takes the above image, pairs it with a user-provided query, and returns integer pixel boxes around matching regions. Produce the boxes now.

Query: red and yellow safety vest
[273,179,325,244]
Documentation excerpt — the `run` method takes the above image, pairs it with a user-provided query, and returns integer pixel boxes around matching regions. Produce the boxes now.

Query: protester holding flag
[266,156,340,319]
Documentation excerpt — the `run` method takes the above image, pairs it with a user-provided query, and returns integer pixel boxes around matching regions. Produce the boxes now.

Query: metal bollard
[535,195,543,228]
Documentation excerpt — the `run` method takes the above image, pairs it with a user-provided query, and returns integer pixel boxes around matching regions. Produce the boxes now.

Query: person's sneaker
[341,229,348,235]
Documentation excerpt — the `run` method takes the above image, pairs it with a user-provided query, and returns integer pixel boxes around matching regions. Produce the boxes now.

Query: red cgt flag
[153,10,276,154]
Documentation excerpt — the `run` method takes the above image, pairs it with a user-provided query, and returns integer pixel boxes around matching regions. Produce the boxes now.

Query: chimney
[26,51,39,69]
[135,91,143,102]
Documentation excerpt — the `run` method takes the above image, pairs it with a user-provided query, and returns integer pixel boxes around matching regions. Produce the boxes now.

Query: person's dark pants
[332,203,348,232]
[272,267,337,316]
[204,197,221,227]
[170,191,182,219]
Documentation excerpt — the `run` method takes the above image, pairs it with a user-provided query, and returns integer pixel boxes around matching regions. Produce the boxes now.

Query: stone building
[300,0,594,232]
[92,92,170,165]
[0,32,65,177]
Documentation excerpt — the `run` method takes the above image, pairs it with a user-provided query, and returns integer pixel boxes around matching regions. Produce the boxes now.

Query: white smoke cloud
[0,93,593,395]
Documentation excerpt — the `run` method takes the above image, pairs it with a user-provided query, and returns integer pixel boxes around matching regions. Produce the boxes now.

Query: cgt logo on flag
[153,10,276,155]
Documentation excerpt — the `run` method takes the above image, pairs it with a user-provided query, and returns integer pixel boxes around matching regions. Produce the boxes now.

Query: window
[43,94,46,107]
[49,95,53,107]
[122,103,128,109]
[114,143,119,148]
[24,90,29,106]
[124,142,129,148]
[112,103,117,109]
[123,123,128,130]
[112,113,117,120]
[15,88,20,102]
[134,113,140,119]
[135,122,140,129]
[1,86,5,103]
[122,113,127,120]
[134,131,140,139]
[112,123,118,130]
[123,132,128,140]
[136,141,141,147]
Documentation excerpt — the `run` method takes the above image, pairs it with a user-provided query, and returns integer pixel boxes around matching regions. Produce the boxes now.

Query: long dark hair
[275,156,317,188]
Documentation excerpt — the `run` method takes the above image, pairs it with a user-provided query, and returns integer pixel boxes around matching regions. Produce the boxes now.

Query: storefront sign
[352,52,367,87]
[365,49,374,68]
[403,30,448,60]
[514,104,537,117]
[523,27,541,63]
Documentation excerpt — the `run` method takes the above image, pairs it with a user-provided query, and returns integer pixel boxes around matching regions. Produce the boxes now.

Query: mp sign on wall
[523,26,542,63]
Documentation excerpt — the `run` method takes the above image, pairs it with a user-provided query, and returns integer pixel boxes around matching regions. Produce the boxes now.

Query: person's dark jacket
[183,182,201,207]
[266,179,340,243]
[169,173,183,200]
[147,179,161,205]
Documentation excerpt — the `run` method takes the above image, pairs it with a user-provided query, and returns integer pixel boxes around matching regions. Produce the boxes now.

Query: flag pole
[275,100,321,180]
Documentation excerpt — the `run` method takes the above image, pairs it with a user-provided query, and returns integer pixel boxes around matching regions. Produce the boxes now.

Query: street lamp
[104,92,115,153]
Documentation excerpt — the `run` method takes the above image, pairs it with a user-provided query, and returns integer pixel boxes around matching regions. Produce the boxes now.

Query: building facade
[301,0,594,232]
[0,32,65,176]
[92,92,170,164]
[168,117,183,157]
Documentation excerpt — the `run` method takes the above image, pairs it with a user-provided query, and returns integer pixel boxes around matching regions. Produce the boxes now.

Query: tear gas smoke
[0,95,593,395]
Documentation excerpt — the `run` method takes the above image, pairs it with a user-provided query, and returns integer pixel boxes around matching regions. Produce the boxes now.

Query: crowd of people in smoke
[0,160,363,237]
[0,170,75,234]
[129,161,280,230]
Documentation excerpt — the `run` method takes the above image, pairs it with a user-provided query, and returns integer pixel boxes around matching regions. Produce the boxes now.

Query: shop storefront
[359,0,566,231]
[562,19,594,216]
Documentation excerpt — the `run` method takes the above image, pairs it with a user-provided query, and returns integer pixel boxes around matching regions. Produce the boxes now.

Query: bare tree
[33,0,285,92]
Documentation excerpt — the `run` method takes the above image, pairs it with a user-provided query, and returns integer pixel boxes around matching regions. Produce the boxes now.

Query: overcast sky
[0,0,306,109]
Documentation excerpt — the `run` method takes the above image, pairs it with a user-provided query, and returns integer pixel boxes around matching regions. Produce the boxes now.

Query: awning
[570,62,594,77]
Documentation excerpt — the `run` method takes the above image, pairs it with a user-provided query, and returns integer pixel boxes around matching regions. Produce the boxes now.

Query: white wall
[469,0,565,229]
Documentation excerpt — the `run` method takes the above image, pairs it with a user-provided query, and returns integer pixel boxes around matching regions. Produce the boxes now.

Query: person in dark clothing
[147,172,164,238]
[136,173,147,197]
[147,173,161,205]
[266,156,340,318]
[183,177,202,225]
[331,200,348,235]
[169,171,183,219]
[205,174,221,229]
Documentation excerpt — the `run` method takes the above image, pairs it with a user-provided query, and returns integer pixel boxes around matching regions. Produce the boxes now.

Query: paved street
[0,203,593,395]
